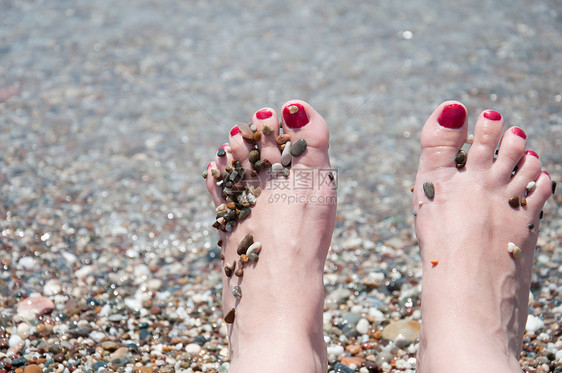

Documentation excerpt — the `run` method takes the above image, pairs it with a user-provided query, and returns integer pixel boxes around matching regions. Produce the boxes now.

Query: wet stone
[248,149,260,164]
[202,170,208,178]
[235,261,244,277]
[232,286,242,299]
[249,252,259,262]
[237,234,254,255]
[512,246,522,259]
[225,309,235,324]
[290,138,307,157]
[381,320,420,346]
[238,122,253,136]
[529,223,534,230]
[282,168,290,177]
[211,168,221,179]
[520,197,527,206]
[238,207,251,220]
[253,132,262,141]
[526,181,536,192]
[271,163,284,173]
[217,148,226,157]
[253,160,265,171]
[224,263,234,277]
[263,124,274,135]
[455,150,467,168]
[509,196,520,208]
[423,182,435,200]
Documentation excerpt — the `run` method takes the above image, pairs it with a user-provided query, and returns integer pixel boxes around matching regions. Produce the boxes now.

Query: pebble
[526,315,545,332]
[526,181,536,192]
[16,296,55,317]
[290,138,307,157]
[381,320,420,346]
[246,242,262,256]
[276,134,291,145]
[238,122,253,136]
[521,197,527,206]
[248,149,260,163]
[217,148,226,157]
[186,343,202,355]
[237,234,254,255]
[232,286,242,299]
[23,365,42,373]
[224,309,235,324]
[422,182,434,200]
[270,163,284,173]
[211,168,221,179]
[238,207,251,220]
[281,141,292,166]
[509,196,520,208]
[263,124,274,135]
[455,150,467,168]
[356,318,370,334]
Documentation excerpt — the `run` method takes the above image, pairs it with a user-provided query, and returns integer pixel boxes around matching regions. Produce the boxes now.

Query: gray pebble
[290,138,307,157]
[423,182,434,200]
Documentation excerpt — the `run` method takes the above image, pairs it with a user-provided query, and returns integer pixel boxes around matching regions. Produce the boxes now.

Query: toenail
[437,104,466,129]
[525,150,539,159]
[256,109,273,120]
[230,125,241,136]
[511,127,527,139]
[483,110,502,121]
[542,170,550,178]
[283,103,309,128]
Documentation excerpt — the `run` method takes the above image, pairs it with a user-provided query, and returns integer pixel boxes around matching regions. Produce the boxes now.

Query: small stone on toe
[238,122,253,136]
[290,138,307,157]
[528,223,534,230]
[237,234,254,255]
[508,196,520,208]
[465,134,474,144]
[263,125,274,136]
[288,105,299,114]
[455,150,467,169]
[553,181,557,194]
[276,134,291,145]
[520,197,527,207]
[217,148,227,157]
[423,182,435,200]
[507,242,515,253]
[224,308,235,323]
[232,286,242,299]
[526,181,536,192]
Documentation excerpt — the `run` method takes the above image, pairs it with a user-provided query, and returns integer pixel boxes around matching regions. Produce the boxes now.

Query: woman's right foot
[412,102,553,372]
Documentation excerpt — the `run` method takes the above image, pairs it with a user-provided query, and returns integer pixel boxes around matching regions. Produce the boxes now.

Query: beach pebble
[186,343,202,355]
[281,141,292,166]
[327,345,345,357]
[526,315,545,332]
[238,122,253,136]
[224,309,235,324]
[356,318,370,334]
[422,182,434,200]
[271,163,284,173]
[263,124,274,135]
[382,320,420,346]
[16,296,54,317]
[23,365,42,373]
[17,257,35,270]
[237,234,254,255]
[249,149,260,164]
[246,242,262,256]
[327,288,352,304]
[526,181,536,192]
[290,138,307,157]
[509,196,520,208]
[276,134,290,145]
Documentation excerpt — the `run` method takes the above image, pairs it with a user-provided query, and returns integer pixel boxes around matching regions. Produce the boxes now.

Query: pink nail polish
[525,150,539,159]
[230,126,241,136]
[256,109,272,120]
[207,162,213,169]
[283,103,309,128]
[437,104,466,129]
[543,170,550,177]
[511,127,526,139]
[483,110,502,121]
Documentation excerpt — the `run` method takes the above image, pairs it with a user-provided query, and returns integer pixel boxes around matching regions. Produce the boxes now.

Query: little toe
[466,110,504,169]
[205,161,224,206]
[278,100,330,169]
[509,150,541,195]
[527,171,554,208]
[418,101,468,173]
[493,127,527,181]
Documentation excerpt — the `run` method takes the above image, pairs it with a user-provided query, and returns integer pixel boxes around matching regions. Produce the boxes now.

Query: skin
[205,100,552,372]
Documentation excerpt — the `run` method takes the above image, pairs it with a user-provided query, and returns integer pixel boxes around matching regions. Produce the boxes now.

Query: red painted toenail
[219,143,229,150]
[483,110,502,121]
[256,109,273,120]
[511,127,527,139]
[230,126,241,136]
[207,162,213,169]
[543,170,550,177]
[525,150,539,159]
[438,104,466,129]
[283,103,309,128]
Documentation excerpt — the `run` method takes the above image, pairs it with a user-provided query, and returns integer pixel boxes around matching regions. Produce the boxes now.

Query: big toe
[278,100,331,170]
[418,101,468,173]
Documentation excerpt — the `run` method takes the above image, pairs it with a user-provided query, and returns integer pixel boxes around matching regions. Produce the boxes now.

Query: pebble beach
[1,0,561,372]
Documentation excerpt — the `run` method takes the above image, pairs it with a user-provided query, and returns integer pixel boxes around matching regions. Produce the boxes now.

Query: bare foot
[204,101,337,373]
[412,101,553,372]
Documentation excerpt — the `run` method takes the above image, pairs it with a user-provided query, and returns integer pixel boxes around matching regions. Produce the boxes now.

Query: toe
[252,108,282,166]
[527,171,553,207]
[509,150,541,196]
[205,161,223,206]
[493,127,527,182]
[466,110,504,169]
[278,100,330,169]
[418,101,468,173]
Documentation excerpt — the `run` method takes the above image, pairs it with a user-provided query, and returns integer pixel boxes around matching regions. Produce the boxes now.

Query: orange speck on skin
[430,260,439,266]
